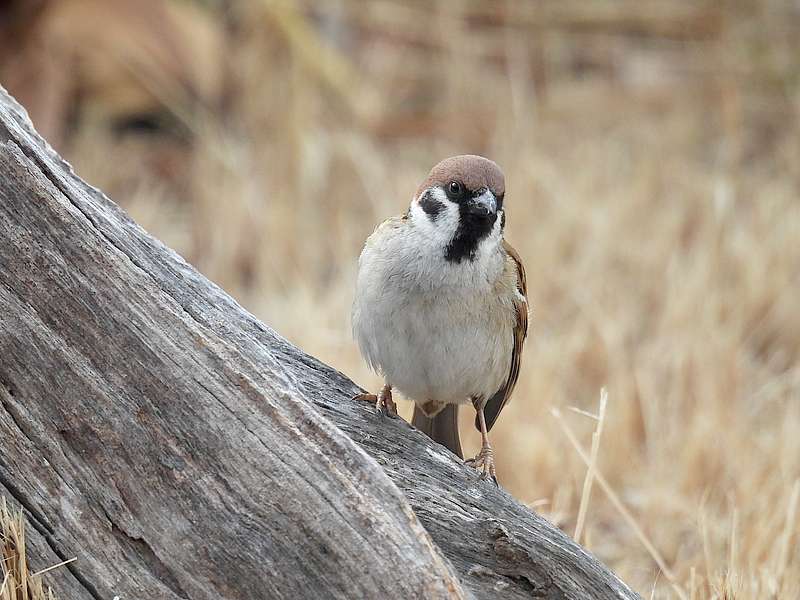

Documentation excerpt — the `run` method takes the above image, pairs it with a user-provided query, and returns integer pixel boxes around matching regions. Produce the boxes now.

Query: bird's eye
[447,181,463,197]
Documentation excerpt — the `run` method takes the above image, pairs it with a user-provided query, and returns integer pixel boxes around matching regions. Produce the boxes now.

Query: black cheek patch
[418,190,444,221]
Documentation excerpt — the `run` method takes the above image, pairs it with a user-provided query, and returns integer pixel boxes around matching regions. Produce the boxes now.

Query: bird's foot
[375,385,398,418]
[353,386,397,418]
[465,445,498,485]
[353,392,378,404]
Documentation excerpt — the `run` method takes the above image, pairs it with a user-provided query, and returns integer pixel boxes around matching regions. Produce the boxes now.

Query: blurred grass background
[2,1,799,598]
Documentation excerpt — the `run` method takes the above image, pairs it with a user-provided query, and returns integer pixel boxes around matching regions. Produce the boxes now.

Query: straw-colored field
[2,1,798,598]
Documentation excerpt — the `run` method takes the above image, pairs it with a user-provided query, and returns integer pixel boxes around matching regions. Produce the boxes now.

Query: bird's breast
[353,230,516,405]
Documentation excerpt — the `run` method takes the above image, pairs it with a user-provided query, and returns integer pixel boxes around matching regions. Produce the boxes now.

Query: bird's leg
[465,406,497,484]
[353,384,397,418]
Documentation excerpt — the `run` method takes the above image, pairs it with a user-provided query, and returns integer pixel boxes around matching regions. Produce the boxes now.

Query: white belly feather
[352,215,516,406]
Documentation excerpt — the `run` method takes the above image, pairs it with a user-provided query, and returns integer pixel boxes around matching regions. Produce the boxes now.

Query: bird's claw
[466,446,498,485]
[376,386,398,418]
[353,389,397,418]
[353,392,378,404]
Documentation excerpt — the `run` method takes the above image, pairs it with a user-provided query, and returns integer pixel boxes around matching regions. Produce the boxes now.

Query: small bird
[352,155,528,482]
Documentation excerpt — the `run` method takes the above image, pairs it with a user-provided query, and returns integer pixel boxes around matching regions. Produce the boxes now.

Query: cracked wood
[0,85,641,600]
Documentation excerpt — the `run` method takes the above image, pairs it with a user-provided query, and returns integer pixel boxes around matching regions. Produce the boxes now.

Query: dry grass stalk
[775,480,800,592]
[0,498,59,600]
[573,387,608,544]
[552,406,688,600]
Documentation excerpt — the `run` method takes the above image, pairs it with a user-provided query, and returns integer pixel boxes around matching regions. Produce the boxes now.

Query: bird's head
[409,155,506,263]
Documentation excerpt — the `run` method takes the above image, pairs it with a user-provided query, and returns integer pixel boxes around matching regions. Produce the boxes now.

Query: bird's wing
[479,240,528,432]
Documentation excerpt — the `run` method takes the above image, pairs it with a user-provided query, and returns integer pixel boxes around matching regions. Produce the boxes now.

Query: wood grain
[0,85,641,600]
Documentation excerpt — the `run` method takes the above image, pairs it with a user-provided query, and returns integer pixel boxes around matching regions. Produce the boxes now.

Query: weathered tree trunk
[0,85,641,600]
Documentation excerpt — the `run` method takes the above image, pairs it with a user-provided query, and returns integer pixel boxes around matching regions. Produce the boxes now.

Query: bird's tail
[411,404,463,459]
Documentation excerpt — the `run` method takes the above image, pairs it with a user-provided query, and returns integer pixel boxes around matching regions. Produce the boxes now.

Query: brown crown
[415,155,505,200]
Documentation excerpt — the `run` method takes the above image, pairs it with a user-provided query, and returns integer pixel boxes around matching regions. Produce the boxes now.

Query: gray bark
[0,85,641,600]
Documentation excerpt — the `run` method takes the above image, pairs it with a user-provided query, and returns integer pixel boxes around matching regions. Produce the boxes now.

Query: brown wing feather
[479,240,528,432]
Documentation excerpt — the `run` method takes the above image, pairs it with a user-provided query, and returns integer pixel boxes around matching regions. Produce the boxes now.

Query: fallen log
[0,85,641,599]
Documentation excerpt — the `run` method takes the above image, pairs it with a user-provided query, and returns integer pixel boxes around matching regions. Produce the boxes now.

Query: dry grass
[0,498,64,600]
[3,1,799,598]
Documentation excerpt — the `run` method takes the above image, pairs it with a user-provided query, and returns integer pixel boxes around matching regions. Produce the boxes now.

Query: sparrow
[351,155,528,482]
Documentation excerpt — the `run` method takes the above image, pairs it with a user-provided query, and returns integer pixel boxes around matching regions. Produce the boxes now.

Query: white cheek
[409,188,460,246]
